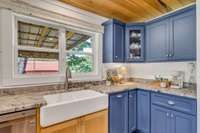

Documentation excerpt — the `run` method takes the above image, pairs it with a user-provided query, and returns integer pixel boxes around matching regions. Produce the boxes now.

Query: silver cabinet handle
[166,113,169,117]
[167,100,175,106]
[116,94,123,98]
[171,114,174,118]
[115,56,118,58]
[166,54,169,57]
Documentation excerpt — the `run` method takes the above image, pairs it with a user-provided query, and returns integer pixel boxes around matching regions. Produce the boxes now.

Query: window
[17,21,60,75]
[0,10,102,86]
[65,31,94,73]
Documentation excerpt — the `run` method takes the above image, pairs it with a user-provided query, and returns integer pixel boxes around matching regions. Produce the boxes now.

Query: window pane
[67,53,93,73]
[18,50,59,75]
[66,30,94,73]
[66,31,92,53]
[18,21,59,49]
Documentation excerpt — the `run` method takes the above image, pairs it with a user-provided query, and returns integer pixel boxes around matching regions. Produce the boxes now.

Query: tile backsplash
[103,61,196,83]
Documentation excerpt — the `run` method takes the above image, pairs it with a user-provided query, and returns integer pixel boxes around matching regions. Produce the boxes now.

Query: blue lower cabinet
[137,90,151,133]
[170,110,197,133]
[151,92,197,133]
[109,89,197,133]
[128,90,137,133]
[151,105,197,133]
[109,91,128,133]
[151,105,171,133]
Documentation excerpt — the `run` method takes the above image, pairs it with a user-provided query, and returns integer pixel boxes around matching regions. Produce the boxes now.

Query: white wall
[103,61,196,83]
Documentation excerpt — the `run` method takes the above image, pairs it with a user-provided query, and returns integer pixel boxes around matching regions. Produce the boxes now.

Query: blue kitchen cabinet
[151,105,196,133]
[146,19,169,62]
[109,91,128,133]
[151,92,197,133]
[137,90,150,133]
[125,25,145,62]
[103,20,125,63]
[170,110,196,133]
[128,90,137,133]
[170,8,196,61]
[151,105,171,133]
[146,5,196,62]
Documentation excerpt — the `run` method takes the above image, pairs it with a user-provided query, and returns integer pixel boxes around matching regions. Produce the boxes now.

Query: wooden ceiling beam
[36,27,50,47]
[66,31,75,40]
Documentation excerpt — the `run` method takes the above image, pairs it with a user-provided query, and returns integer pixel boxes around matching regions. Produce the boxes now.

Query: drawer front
[151,93,197,115]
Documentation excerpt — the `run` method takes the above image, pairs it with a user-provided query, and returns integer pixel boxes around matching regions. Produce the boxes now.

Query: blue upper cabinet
[169,8,196,61]
[128,90,137,133]
[125,25,145,62]
[146,19,170,61]
[146,5,196,62]
[109,91,128,133]
[103,19,125,63]
[137,90,151,133]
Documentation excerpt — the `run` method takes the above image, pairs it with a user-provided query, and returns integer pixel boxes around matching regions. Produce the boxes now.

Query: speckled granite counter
[93,82,196,98]
[0,81,196,115]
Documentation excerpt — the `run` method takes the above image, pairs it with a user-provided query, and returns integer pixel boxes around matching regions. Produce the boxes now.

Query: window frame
[64,28,97,76]
[10,13,102,85]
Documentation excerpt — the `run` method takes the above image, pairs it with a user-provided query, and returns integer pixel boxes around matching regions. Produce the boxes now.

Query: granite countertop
[0,81,196,115]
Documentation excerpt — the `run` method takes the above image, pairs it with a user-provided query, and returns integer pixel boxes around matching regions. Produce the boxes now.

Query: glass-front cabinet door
[125,26,145,62]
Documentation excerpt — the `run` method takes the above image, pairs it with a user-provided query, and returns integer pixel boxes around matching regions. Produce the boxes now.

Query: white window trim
[0,9,102,87]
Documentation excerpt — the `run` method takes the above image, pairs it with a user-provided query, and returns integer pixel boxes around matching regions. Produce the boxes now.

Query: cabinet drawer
[151,93,196,115]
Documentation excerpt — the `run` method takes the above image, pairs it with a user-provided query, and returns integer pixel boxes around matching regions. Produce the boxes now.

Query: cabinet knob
[167,100,175,106]
[116,94,123,98]
[115,56,118,58]
[171,114,174,118]
[29,120,36,126]
[166,113,169,116]
[169,54,172,57]
[166,54,169,57]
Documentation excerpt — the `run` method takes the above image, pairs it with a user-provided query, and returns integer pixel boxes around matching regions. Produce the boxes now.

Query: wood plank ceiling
[59,0,195,23]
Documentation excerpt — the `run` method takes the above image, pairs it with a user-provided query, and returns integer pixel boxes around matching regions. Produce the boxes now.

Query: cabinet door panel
[109,92,128,133]
[128,90,137,133]
[171,110,196,133]
[170,9,196,60]
[40,119,79,133]
[125,26,145,62]
[103,24,113,63]
[146,19,169,61]
[137,90,150,133]
[113,24,125,62]
[151,105,170,133]
[81,110,108,133]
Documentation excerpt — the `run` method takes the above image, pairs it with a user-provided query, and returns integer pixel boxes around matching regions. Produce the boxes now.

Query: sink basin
[40,90,108,127]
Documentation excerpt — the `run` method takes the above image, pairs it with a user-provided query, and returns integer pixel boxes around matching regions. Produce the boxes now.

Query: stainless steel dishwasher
[0,109,36,133]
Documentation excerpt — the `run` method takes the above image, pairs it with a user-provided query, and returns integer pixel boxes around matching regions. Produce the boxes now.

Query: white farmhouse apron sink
[40,90,108,127]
